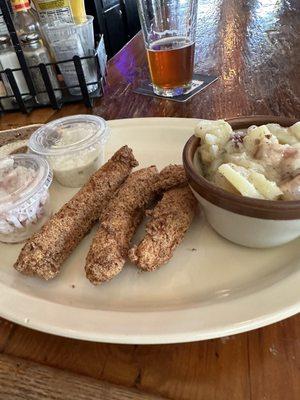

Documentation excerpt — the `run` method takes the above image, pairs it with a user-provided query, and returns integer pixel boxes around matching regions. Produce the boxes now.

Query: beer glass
[137,0,198,97]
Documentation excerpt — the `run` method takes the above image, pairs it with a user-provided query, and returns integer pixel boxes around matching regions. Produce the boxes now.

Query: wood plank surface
[0,107,56,130]
[52,0,300,121]
[0,353,168,400]
[0,320,14,352]
[2,315,300,400]
[248,318,300,400]
[0,0,299,399]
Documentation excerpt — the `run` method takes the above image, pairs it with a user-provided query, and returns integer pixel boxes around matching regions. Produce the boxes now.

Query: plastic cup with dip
[0,154,53,243]
[28,115,110,188]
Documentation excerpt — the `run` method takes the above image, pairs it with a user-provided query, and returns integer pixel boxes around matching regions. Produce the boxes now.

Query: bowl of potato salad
[183,116,300,247]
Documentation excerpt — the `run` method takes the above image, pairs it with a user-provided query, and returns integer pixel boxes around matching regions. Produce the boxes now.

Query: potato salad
[193,119,300,200]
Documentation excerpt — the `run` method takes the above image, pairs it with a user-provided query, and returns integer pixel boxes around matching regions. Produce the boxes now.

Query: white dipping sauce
[48,122,104,187]
[51,148,103,187]
[29,115,109,188]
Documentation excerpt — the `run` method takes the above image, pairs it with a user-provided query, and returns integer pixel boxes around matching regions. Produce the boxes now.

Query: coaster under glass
[133,74,218,102]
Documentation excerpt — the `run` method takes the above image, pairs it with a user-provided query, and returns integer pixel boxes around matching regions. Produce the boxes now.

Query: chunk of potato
[212,170,239,194]
[266,123,298,145]
[195,119,232,165]
[243,125,278,155]
[248,171,283,200]
[218,163,264,198]
[288,122,300,141]
[195,119,232,144]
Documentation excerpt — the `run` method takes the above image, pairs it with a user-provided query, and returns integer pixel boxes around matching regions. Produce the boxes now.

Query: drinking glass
[137,0,198,97]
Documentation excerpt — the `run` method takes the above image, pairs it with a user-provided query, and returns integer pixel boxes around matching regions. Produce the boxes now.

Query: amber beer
[147,37,195,91]
[137,0,198,97]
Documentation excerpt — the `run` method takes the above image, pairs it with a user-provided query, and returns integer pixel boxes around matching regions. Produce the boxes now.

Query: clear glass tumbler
[137,0,198,97]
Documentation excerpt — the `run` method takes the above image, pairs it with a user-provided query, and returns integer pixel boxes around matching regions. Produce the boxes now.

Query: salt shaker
[20,33,62,105]
[0,35,29,102]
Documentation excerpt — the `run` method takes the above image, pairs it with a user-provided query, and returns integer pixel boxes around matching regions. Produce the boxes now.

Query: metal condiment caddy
[0,0,107,114]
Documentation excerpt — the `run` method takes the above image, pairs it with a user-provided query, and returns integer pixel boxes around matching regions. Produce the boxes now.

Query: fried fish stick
[85,164,188,284]
[14,146,138,280]
[129,185,197,271]
[85,166,159,284]
[155,164,187,191]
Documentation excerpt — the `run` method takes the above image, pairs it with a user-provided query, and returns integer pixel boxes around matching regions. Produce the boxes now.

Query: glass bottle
[20,33,62,105]
[0,34,29,105]
[11,0,43,38]
[0,11,9,36]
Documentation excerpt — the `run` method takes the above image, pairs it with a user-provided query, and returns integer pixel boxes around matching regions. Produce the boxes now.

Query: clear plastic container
[42,16,98,96]
[0,154,53,243]
[28,115,109,187]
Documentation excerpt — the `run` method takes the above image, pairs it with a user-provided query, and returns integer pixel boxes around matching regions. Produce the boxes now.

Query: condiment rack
[0,0,107,114]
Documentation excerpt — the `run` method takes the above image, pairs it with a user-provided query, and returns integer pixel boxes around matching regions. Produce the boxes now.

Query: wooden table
[0,0,299,399]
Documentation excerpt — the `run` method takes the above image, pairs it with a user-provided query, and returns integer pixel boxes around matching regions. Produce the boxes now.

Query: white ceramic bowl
[183,115,300,248]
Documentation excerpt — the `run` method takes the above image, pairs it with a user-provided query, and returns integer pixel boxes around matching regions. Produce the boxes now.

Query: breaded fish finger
[14,146,138,280]
[85,164,189,285]
[85,166,159,284]
[156,164,187,191]
[129,185,197,271]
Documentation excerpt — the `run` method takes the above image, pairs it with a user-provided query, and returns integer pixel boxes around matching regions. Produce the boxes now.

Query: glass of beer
[137,0,198,97]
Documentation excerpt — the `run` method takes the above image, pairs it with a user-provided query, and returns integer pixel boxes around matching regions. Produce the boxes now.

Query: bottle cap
[20,33,40,45]
[0,35,11,50]
[11,0,30,12]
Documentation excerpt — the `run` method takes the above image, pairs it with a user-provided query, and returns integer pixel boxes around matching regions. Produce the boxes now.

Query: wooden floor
[0,0,299,398]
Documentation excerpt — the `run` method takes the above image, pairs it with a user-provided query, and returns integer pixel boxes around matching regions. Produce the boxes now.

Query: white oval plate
[1,118,300,344]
